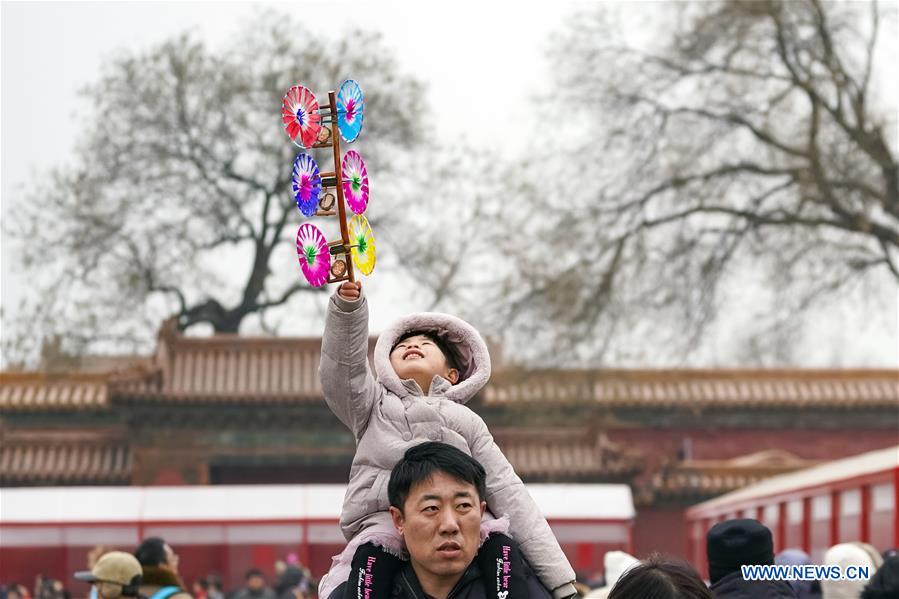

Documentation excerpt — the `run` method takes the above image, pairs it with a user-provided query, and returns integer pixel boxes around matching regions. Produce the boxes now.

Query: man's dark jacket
[710,571,798,598]
[331,560,552,599]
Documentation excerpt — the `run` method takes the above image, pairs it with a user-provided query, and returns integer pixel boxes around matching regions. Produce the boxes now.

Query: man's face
[247,575,265,592]
[389,471,486,583]
[163,544,179,574]
[390,335,458,388]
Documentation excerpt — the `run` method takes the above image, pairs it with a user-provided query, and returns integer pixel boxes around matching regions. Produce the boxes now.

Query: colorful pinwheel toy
[284,80,375,286]
[348,214,376,275]
[341,150,369,215]
[296,223,330,287]
[337,79,364,143]
[282,85,322,149]
[292,153,322,217]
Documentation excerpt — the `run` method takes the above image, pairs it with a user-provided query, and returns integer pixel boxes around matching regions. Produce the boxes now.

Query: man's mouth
[436,541,462,558]
[403,349,424,360]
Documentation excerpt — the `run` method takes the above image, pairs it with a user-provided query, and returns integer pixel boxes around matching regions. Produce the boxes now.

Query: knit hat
[74,552,142,595]
[706,519,774,584]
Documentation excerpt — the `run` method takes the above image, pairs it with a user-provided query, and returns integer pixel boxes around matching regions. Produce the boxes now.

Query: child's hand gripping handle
[337,281,362,301]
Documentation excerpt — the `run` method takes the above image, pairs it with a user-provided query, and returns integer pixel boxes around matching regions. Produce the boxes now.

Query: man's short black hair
[388,442,487,513]
[245,569,264,580]
[393,331,459,371]
[134,537,168,567]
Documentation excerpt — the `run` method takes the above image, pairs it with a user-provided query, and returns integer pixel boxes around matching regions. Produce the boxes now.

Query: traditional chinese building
[1,322,897,566]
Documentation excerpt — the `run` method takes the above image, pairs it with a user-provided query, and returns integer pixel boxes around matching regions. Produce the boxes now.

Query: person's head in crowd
[244,570,266,592]
[586,551,640,598]
[134,538,180,574]
[5,583,29,599]
[776,548,815,597]
[74,552,142,599]
[607,555,711,599]
[388,442,487,592]
[882,548,898,561]
[862,554,899,599]
[705,519,774,584]
[822,542,883,599]
[605,551,640,590]
[191,579,208,599]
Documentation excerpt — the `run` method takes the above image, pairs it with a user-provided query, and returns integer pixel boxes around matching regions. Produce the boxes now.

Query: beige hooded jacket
[318,292,576,598]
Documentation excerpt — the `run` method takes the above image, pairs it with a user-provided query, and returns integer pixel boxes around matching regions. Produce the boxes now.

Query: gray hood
[373,312,491,404]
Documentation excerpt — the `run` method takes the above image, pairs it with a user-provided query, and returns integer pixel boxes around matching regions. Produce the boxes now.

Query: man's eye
[422,506,438,513]
[457,503,472,510]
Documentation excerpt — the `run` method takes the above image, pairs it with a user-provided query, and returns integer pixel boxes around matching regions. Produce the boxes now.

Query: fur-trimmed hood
[373,311,491,404]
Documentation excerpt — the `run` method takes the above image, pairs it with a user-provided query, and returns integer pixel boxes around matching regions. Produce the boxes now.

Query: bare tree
[498,0,897,365]
[3,10,431,366]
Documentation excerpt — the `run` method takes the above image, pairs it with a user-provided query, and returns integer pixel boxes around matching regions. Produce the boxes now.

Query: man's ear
[479,501,486,517]
[445,368,459,384]
[389,505,405,534]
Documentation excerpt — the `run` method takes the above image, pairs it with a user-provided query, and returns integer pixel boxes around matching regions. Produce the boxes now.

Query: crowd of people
[0,541,315,599]
[571,520,899,598]
[2,515,898,599]
[7,499,892,598]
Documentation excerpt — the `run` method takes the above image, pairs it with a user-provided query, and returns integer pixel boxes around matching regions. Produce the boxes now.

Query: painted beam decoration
[282,79,375,287]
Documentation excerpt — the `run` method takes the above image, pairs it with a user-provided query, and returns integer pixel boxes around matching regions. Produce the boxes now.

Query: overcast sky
[1,1,896,367]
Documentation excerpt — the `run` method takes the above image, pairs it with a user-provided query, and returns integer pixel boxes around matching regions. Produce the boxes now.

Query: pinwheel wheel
[292,153,322,217]
[282,85,322,149]
[348,214,376,275]
[296,223,330,286]
[341,150,369,214]
[336,79,364,143]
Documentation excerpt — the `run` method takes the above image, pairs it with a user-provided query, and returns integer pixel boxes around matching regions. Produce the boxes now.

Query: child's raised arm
[319,281,380,440]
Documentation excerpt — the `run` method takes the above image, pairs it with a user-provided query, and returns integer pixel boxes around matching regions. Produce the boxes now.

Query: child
[317,281,577,599]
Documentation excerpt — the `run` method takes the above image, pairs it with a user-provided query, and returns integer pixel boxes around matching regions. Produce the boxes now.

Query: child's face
[390,334,459,388]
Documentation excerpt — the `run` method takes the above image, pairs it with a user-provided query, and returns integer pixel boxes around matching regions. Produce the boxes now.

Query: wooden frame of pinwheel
[282,80,375,287]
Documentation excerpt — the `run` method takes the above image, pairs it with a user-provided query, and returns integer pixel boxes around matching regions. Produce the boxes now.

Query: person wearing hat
[706,519,796,598]
[821,542,882,599]
[74,552,143,599]
[134,538,192,599]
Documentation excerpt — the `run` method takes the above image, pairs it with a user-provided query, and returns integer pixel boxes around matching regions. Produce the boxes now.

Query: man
[706,519,796,598]
[134,537,193,599]
[230,569,275,599]
[74,551,143,599]
[332,442,554,599]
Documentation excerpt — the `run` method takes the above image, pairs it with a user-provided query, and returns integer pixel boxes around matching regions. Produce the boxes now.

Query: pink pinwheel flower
[341,150,369,214]
[295,223,330,286]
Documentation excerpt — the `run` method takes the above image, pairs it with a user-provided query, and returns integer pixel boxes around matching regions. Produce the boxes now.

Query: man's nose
[438,510,460,534]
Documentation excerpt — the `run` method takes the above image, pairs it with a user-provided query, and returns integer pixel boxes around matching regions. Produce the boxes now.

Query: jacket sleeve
[468,415,577,594]
[319,291,380,440]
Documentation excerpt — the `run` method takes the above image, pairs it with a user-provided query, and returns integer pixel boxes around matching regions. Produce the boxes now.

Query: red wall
[632,507,688,560]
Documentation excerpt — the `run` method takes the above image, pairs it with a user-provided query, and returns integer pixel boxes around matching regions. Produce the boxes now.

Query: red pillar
[628,520,635,555]
[686,519,695,567]
[830,491,841,545]
[893,467,899,548]
[860,485,871,544]
[777,502,787,552]
[801,497,812,553]
[299,522,310,568]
